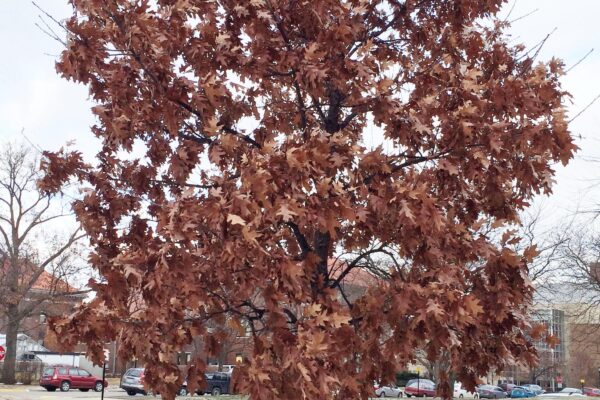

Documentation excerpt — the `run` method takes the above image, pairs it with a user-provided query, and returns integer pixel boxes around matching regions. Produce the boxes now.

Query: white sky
[0,0,599,232]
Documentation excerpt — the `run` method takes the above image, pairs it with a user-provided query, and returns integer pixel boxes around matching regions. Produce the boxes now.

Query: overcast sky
[1,0,599,232]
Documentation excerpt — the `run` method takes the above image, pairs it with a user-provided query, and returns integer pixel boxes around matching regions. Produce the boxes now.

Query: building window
[237,321,251,337]
[177,352,191,365]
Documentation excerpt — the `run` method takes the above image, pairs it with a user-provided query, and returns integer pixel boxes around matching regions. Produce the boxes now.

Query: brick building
[0,269,86,351]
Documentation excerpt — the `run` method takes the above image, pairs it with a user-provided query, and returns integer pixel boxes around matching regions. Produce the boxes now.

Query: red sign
[556,376,563,384]
[0,345,5,361]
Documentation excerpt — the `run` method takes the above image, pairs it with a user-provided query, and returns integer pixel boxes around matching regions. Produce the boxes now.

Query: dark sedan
[180,372,231,396]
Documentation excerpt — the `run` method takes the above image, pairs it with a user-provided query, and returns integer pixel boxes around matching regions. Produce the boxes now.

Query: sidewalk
[0,384,29,392]
[106,377,120,387]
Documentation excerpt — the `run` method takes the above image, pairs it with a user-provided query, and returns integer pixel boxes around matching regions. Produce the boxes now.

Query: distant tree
[518,208,572,286]
[527,348,562,387]
[0,142,85,384]
[41,0,576,399]
[415,349,451,383]
[560,228,600,293]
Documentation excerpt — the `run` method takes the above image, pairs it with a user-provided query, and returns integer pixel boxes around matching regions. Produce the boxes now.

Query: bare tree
[0,142,86,384]
[551,227,600,338]
[414,349,452,383]
[524,343,563,387]
[518,208,573,286]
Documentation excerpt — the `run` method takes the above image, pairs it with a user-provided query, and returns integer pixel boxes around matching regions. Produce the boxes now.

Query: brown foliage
[41,0,576,399]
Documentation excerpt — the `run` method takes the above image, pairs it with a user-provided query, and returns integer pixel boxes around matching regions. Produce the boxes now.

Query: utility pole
[551,349,555,392]
[102,348,110,400]
[101,362,106,400]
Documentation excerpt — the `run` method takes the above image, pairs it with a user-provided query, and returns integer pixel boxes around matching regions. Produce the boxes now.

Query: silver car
[120,368,146,396]
[376,384,403,398]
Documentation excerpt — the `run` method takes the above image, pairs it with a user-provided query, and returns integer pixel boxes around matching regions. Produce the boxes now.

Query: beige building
[522,282,600,390]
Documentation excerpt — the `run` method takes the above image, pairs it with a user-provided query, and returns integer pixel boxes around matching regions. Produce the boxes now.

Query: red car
[40,365,107,392]
[584,387,600,397]
[405,380,437,397]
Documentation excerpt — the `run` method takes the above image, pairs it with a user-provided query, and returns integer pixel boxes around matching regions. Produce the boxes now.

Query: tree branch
[329,244,386,289]
[285,222,312,260]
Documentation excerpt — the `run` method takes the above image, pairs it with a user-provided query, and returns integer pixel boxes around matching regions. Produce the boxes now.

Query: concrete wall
[32,352,102,376]
[78,356,103,376]
[35,353,80,367]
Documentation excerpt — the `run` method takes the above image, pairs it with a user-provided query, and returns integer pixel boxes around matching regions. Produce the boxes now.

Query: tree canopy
[41,0,576,399]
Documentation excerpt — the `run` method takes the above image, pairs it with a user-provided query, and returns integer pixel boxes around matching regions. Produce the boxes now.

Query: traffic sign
[103,349,110,362]
[0,345,5,361]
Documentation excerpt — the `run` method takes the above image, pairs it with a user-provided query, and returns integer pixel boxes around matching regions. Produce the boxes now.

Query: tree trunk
[312,231,331,297]
[1,306,19,384]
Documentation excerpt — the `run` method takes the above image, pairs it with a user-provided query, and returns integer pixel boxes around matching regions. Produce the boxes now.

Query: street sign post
[101,349,110,400]
[0,345,5,361]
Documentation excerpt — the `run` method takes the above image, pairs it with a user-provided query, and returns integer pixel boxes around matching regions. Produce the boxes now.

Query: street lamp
[580,379,585,392]
[38,313,47,347]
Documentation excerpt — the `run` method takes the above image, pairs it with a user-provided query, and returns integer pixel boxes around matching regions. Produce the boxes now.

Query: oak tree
[41,0,576,398]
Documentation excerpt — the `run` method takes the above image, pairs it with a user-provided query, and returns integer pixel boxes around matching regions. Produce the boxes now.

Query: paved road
[0,386,242,400]
[0,388,575,400]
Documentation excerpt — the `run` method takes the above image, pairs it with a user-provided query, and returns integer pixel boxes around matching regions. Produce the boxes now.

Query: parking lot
[0,386,242,400]
[0,386,576,400]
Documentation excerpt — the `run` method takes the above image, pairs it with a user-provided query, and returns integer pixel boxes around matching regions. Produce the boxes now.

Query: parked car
[40,365,107,393]
[406,378,435,388]
[521,385,544,395]
[499,383,517,393]
[207,364,236,375]
[120,368,149,396]
[181,372,231,396]
[375,382,403,398]
[121,368,190,397]
[584,387,600,397]
[454,383,480,399]
[511,388,536,398]
[477,385,508,399]
[539,388,583,397]
[405,380,436,397]
[220,365,235,375]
